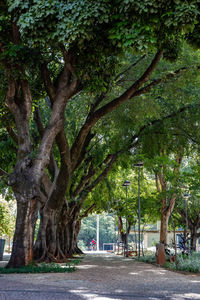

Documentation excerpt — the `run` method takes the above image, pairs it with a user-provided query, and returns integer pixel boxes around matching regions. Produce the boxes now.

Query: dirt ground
[0,252,200,299]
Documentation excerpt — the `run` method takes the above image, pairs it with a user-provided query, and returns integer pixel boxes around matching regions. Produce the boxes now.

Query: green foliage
[0,260,79,273]
[138,254,156,264]
[0,130,16,173]
[103,164,159,226]
[140,252,200,273]
[9,0,198,48]
[0,198,15,236]
[172,157,200,229]
[78,214,117,250]
[3,0,200,91]
[167,252,200,273]
[2,1,200,261]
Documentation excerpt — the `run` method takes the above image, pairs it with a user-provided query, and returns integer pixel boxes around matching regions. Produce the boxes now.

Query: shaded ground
[0,252,200,299]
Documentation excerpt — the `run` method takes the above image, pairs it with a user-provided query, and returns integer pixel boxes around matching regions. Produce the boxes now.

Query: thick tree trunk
[61,217,79,255]
[34,204,83,261]
[7,156,42,268]
[7,198,39,268]
[34,207,64,262]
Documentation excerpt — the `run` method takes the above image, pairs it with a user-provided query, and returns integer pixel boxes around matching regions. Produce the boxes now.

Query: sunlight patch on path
[173,294,200,299]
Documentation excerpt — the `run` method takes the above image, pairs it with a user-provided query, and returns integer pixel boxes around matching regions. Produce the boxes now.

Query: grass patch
[0,260,81,274]
[166,252,200,273]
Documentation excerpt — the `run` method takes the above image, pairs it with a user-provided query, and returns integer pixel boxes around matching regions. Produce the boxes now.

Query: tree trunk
[73,219,84,254]
[7,198,39,268]
[160,199,169,245]
[34,207,65,262]
[190,227,198,251]
[156,155,182,247]
[7,156,42,268]
[117,216,132,254]
[62,217,78,255]
[34,204,83,261]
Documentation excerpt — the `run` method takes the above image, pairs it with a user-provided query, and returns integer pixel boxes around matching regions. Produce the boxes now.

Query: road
[0,252,200,299]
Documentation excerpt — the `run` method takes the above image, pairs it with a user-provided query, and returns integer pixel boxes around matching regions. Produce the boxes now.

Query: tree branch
[41,63,56,103]
[71,162,95,198]
[80,203,96,219]
[70,50,163,170]
[115,54,146,84]
[79,153,118,203]
[0,167,9,177]
[6,127,18,144]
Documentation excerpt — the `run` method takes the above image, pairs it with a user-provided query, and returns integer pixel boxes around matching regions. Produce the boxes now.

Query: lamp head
[183,193,189,199]
[134,161,143,168]
[123,180,130,187]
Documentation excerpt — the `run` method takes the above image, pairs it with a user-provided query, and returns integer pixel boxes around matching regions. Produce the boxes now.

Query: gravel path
[0,252,200,299]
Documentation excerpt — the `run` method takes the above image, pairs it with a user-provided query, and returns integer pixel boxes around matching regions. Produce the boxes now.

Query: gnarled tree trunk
[7,158,41,267]
[7,199,39,267]
[34,203,83,262]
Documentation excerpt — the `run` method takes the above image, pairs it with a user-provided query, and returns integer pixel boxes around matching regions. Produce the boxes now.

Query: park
[1,0,200,298]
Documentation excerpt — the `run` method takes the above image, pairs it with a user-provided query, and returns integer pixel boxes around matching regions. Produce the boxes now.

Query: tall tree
[173,160,200,251]
[1,0,200,267]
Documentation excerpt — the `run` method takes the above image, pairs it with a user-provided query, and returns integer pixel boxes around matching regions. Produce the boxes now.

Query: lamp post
[134,162,143,258]
[183,192,189,250]
[122,180,130,257]
[96,214,100,251]
[183,193,189,231]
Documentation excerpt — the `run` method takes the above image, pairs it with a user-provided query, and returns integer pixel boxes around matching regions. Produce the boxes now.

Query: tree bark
[7,196,39,268]
[117,216,131,248]
[190,227,198,251]
[160,203,169,245]
[155,154,182,245]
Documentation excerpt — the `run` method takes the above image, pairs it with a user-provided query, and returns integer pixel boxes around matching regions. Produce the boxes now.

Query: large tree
[1,0,200,267]
[141,102,200,245]
[173,159,200,251]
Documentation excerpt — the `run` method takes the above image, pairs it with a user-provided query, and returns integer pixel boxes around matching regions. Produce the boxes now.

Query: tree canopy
[1,0,200,267]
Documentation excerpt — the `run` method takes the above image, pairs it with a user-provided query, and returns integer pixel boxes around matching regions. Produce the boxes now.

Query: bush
[167,252,200,273]
[0,260,80,274]
[138,254,156,264]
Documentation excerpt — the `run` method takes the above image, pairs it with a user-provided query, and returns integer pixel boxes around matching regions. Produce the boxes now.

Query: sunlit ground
[84,250,108,254]
[1,252,200,299]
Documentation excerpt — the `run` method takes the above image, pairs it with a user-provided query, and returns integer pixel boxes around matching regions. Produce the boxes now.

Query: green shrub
[168,252,200,273]
[0,260,80,274]
[138,255,156,264]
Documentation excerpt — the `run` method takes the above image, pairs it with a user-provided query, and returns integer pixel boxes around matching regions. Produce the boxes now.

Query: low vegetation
[138,254,156,264]
[166,252,200,273]
[138,251,200,273]
[0,260,80,274]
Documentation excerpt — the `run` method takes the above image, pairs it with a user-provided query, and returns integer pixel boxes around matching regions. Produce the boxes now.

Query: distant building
[130,221,186,248]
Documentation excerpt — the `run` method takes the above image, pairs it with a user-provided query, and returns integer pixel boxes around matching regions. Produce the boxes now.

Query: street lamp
[183,192,189,232]
[183,192,190,250]
[122,180,130,257]
[96,214,100,251]
[134,162,143,258]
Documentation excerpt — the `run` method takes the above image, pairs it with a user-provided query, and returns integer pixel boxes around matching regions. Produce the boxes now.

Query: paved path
[1,252,200,299]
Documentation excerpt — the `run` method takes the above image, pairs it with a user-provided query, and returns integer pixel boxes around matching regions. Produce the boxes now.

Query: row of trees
[1,0,200,267]
[102,155,200,252]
